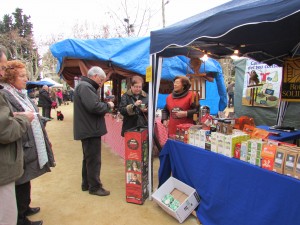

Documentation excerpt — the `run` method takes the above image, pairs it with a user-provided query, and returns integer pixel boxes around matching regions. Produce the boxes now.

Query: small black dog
[57,111,64,121]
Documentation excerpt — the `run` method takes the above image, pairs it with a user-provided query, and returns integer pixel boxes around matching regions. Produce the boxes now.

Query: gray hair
[87,66,106,79]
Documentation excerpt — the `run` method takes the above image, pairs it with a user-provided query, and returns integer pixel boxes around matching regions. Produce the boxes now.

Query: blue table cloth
[158,140,300,225]
[257,125,300,142]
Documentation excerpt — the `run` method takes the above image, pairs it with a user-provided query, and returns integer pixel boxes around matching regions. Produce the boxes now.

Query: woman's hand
[175,111,187,118]
[134,100,142,107]
[14,111,35,122]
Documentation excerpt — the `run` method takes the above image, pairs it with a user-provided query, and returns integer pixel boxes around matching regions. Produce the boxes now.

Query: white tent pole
[148,54,163,200]
[148,54,154,200]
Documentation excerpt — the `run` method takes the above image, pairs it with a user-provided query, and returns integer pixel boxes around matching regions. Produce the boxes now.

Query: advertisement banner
[242,59,282,108]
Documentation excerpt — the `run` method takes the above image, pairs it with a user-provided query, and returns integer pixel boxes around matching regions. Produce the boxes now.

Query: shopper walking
[38,85,52,119]
[73,66,114,196]
[56,89,63,106]
[226,81,235,107]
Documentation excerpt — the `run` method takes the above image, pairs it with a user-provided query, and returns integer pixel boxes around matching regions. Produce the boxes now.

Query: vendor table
[158,139,300,225]
[257,125,300,142]
[103,114,125,158]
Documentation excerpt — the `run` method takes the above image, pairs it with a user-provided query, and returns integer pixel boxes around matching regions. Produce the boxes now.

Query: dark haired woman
[161,75,199,136]
[119,75,148,137]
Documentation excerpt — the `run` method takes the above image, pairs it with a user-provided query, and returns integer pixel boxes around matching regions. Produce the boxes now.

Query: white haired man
[73,66,114,196]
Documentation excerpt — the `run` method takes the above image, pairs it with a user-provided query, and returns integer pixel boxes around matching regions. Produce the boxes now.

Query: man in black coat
[73,66,114,196]
[38,85,52,119]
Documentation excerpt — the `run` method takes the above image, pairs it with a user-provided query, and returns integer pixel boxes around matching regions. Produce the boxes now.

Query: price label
[146,66,152,82]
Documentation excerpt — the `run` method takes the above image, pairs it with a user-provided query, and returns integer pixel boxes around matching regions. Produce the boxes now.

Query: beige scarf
[1,83,48,169]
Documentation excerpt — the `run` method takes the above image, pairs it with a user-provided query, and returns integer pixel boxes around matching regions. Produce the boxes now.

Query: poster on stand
[281,57,300,102]
[242,59,282,108]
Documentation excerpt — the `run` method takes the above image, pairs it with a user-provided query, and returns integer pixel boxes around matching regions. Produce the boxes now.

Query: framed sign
[281,57,300,102]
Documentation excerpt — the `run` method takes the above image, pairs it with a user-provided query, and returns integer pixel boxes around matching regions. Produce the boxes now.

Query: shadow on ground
[29,104,200,225]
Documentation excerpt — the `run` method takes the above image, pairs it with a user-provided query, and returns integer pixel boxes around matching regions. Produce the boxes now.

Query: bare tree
[106,0,153,37]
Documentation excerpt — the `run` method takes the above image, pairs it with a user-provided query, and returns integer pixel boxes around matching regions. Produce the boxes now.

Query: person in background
[0,45,35,225]
[56,88,63,106]
[161,75,199,136]
[226,81,235,108]
[73,66,114,196]
[49,87,57,118]
[118,75,148,137]
[49,87,57,104]
[0,60,56,225]
[68,88,74,102]
[38,85,52,119]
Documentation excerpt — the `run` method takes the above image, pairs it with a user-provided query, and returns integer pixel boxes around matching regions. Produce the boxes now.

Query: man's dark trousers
[81,137,102,191]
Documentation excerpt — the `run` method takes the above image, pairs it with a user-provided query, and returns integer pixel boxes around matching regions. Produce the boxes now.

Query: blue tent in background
[50,37,227,114]
[26,80,54,90]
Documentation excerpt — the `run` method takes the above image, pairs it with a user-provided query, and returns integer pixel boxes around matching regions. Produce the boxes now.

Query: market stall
[148,0,300,222]
[159,139,300,225]
[50,37,226,158]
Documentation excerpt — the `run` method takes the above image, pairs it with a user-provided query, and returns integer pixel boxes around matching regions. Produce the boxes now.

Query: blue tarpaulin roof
[50,37,227,114]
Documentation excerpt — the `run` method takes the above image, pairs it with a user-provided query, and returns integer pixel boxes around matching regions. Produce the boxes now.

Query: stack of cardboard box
[124,127,149,204]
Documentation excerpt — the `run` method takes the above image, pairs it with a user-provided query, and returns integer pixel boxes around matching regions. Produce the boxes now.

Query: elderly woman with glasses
[0,60,55,225]
[119,75,148,137]
[161,75,199,136]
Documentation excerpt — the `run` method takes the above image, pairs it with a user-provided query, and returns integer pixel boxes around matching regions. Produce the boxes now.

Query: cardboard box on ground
[152,177,200,223]
[124,127,149,205]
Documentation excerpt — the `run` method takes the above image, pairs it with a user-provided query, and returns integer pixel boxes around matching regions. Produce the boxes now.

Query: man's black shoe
[30,220,43,225]
[20,218,43,225]
[24,207,40,216]
[82,186,89,191]
[89,188,110,196]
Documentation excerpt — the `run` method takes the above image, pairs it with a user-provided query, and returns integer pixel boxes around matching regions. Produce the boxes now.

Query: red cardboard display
[124,127,149,204]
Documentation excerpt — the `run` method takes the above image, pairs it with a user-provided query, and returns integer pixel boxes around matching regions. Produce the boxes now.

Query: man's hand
[107,101,114,109]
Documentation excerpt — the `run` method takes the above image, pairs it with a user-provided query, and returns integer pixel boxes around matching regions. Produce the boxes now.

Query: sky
[0,0,231,51]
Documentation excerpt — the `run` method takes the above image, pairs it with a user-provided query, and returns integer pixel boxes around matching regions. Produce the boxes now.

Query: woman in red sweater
[161,76,199,135]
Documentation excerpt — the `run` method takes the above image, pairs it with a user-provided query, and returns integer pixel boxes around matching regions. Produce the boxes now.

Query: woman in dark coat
[0,60,55,225]
[119,76,148,137]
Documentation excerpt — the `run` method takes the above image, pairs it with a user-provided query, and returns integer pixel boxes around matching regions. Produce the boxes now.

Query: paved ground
[28,103,200,225]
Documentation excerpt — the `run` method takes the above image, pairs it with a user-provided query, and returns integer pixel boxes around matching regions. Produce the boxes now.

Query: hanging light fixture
[201,53,208,62]
[230,50,240,60]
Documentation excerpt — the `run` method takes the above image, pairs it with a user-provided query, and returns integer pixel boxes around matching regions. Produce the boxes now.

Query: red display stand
[124,127,149,204]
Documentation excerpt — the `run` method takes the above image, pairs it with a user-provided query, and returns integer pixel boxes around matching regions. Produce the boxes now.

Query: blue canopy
[51,37,220,80]
[50,37,227,114]
[150,0,300,66]
[26,80,54,90]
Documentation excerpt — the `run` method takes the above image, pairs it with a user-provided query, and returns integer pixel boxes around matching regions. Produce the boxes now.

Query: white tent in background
[41,77,63,88]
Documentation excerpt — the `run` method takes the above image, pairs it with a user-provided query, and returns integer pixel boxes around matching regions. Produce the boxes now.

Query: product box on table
[210,132,218,153]
[188,125,202,146]
[284,149,298,177]
[294,154,300,179]
[273,146,287,174]
[124,127,149,205]
[261,144,277,171]
[152,177,200,223]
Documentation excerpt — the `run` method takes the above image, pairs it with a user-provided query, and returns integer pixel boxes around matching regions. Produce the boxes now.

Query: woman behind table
[161,75,199,136]
[0,60,56,225]
[119,75,148,137]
